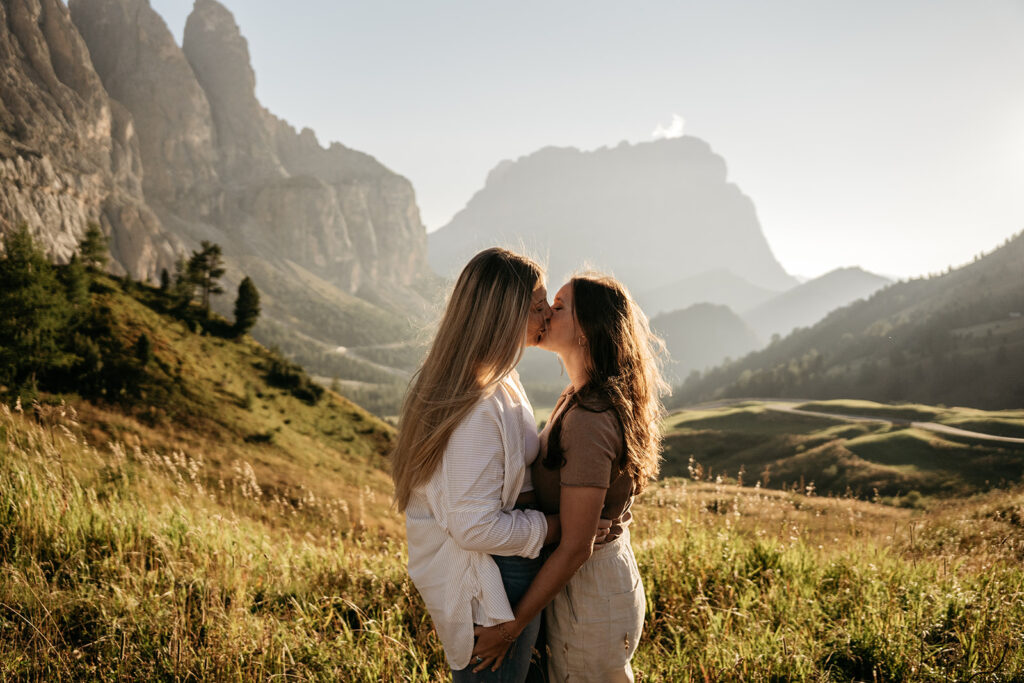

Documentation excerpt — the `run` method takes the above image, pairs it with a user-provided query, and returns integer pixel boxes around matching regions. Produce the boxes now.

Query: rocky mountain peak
[1,0,178,274]
[4,0,433,380]
[430,136,795,294]
[69,0,221,213]
[183,0,284,182]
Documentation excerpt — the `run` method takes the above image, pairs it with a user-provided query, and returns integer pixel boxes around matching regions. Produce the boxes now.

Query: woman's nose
[543,301,553,321]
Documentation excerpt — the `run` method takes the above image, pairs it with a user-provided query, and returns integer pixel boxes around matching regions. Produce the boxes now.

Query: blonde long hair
[543,273,669,495]
[391,248,543,511]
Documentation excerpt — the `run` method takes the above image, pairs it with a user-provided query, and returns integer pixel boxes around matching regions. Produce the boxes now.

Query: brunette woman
[471,273,668,682]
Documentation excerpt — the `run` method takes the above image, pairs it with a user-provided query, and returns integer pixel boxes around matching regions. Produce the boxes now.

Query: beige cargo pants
[544,530,645,682]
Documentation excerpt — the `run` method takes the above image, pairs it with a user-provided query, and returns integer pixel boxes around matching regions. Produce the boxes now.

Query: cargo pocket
[607,583,645,663]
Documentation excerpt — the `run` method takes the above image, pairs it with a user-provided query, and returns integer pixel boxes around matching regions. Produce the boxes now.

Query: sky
[147,0,1024,280]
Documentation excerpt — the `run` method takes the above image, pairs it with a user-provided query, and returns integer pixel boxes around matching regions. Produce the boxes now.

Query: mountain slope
[743,267,891,341]
[673,232,1024,409]
[429,138,797,295]
[638,268,781,318]
[0,0,179,273]
[13,270,399,531]
[651,303,761,382]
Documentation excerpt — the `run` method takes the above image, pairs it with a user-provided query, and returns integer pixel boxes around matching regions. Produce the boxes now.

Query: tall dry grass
[2,401,1023,681]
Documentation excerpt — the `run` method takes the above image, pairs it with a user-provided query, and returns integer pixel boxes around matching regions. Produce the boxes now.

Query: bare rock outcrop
[65,0,428,298]
[2,0,432,357]
[0,0,179,277]
[430,138,797,295]
[181,0,283,184]
[69,0,221,217]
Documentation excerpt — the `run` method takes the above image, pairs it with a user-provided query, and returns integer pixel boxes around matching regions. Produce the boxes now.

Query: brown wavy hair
[390,248,544,511]
[543,273,669,495]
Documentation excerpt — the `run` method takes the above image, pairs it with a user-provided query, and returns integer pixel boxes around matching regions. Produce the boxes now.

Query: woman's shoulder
[558,393,623,464]
[566,384,616,417]
[456,381,518,427]
[562,400,619,433]
[562,389,620,439]
[464,389,504,423]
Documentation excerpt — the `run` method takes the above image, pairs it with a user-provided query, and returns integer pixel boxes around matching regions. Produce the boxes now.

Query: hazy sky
[147,0,1024,280]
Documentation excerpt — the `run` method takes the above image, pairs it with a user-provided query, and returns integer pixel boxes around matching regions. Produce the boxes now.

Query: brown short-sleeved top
[531,386,634,540]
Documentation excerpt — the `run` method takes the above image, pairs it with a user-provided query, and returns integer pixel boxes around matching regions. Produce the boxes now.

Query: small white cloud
[652,113,686,140]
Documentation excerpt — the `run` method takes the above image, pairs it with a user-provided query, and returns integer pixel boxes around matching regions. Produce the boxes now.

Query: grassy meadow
[661,401,1024,503]
[3,398,1024,681]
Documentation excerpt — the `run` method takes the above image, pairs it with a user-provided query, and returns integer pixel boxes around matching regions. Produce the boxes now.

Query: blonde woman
[472,273,668,682]
[392,249,608,682]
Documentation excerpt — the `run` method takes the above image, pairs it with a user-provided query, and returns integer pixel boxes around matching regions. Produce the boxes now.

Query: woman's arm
[471,483,606,672]
[440,401,550,557]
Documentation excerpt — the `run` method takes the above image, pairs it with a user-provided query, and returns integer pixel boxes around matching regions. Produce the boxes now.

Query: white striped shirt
[405,372,548,669]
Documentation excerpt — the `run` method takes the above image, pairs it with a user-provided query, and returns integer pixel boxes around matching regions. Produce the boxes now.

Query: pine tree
[233,276,261,336]
[0,225,72,389]
[187,241,225,315]
[171,255,195,310]
[159,268,170,292]
[79,223,109,271]
[62,253,90,315]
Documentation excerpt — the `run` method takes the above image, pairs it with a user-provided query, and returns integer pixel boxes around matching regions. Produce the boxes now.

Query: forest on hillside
[671,232,1024,410]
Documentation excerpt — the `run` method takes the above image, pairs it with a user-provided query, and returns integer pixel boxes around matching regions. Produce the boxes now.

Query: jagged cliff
[429,138,797,296]
[67,0,429,299]
[2,0,431,362]
[0,0,179,277]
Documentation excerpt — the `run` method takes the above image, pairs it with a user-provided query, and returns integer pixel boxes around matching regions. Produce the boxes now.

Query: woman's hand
[471,623,516,672]
[546,515,613,545]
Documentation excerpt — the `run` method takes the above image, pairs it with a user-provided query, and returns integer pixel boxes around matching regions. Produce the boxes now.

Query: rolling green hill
[1,268,400,534]
[671,230,1024,409]
[662,400,1024,501]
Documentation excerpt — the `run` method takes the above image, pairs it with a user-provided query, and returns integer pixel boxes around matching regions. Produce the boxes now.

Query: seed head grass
[2,403,1023,681]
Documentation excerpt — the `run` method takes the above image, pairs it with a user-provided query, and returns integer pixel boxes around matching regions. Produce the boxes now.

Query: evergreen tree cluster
[0,225,262,402]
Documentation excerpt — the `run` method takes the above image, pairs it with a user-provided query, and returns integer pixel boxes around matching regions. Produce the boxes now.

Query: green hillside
[651,303,761,382]
[0,256,400,534]
[662,401,1024,501]
[672,230,1024,409]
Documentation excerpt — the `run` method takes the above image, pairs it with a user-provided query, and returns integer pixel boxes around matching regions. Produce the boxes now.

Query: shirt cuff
[519,508,547,559]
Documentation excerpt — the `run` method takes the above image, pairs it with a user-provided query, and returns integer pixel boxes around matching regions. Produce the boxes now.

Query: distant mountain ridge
[673,232,1024,410]
[429,138,798,296]
[743,267,892,341]
[650,303,761,382]
[638,268,781,318]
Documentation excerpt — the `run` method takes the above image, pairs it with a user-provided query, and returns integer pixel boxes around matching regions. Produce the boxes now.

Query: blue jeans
[452,554,543,683]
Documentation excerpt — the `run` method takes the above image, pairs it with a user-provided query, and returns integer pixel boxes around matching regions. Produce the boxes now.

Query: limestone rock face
[429,138,797,295]
[182,0,284,184]
[68,0,221,217]
[268,118,428,289]
[2,0,432,355]
[65,0,428,298]
[0,0,179,277]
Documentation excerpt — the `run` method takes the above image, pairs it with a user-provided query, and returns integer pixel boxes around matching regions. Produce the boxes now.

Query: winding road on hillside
[764,401,1024,445]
